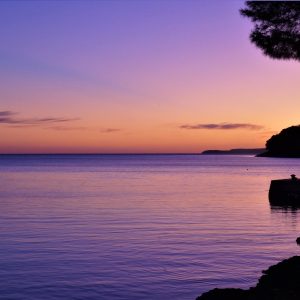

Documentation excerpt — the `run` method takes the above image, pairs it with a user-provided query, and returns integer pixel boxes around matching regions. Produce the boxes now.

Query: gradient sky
[0,0,299,153]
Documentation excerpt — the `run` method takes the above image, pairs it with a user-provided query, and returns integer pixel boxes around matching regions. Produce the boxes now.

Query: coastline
[196,252,300,300]
[201,149,265,156]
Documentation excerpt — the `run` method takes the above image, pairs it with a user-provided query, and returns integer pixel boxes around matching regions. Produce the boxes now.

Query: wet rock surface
[196,256,300,300]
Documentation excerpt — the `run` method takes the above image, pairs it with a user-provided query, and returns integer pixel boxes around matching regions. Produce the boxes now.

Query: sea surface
[1,154,300,300]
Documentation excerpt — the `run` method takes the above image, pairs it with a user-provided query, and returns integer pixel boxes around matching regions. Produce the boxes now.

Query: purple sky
[0,1,299,153]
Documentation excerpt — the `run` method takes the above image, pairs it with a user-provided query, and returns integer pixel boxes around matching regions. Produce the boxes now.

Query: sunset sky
[1,0,299,153]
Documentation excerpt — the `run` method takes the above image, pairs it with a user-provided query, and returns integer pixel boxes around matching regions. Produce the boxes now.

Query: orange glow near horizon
[1,1,299,153]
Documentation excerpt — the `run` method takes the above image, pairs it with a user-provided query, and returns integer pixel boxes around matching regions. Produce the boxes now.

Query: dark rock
[254,256,300,299]
[196,288,250,300]
[269,177,300,206]
[196,256,300,300]
[296,237,300,245]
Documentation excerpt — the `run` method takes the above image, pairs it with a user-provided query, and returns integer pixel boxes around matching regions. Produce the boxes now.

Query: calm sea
[1,154,300,300]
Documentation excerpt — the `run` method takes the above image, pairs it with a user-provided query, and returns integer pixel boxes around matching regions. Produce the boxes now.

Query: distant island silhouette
[201,148,265,155]
[258,126,300,158]
[202,125,300,158]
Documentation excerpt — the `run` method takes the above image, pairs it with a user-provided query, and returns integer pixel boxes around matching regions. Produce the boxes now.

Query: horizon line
[0,152,203,155]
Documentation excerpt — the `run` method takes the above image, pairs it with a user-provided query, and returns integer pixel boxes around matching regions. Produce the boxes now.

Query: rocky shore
[196,255,300,300]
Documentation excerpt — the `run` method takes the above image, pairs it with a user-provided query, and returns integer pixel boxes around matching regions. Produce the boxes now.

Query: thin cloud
[49,127,121,132]
[100,128,121,133]
[180,123,264,130]
[0,110,17,123]
[2,111,123,134]
[0,110,79,126]
[46,126,87,131]
[0,111,16,117]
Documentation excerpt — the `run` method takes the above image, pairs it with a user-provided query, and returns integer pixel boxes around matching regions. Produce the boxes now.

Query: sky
[0,0,299,154]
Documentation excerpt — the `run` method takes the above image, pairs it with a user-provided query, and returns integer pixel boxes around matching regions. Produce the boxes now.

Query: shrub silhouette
[240,1,300,61]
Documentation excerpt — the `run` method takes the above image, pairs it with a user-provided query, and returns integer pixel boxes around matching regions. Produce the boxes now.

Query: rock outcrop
[196,256,300,300]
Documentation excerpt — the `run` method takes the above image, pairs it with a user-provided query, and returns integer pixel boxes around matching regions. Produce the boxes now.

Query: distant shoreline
[201,148,265,155]
[0,151,265,156]
[0,153,202,156]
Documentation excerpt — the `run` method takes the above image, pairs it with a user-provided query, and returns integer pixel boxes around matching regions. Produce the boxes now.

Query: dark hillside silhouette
[240,1,300,61]
[258,125,300,157]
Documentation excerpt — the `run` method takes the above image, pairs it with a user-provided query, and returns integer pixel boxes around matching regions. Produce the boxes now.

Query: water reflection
[268,175,300,227]
[270,204,300,227]
[270,205,300,212]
